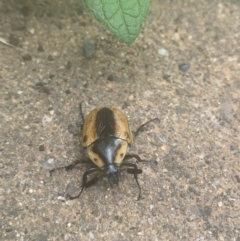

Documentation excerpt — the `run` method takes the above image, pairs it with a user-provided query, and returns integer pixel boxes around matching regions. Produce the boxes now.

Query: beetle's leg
[121,162,142,200]
[49,159,91,175]
[133,117,160,139]
[85,172,106,188]
[124,153,144,163]
[69,167,100,199]
[85,175,99,188]
[64,159,92,171]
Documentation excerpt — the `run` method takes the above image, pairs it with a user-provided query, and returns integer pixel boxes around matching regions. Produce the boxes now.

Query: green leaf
[84,0,152,44]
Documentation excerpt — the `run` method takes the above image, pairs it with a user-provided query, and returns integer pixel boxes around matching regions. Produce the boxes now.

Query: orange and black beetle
[70,104,159,200]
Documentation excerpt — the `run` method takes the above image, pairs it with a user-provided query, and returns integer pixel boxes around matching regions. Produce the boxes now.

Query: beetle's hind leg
[121,162,143,200]
[133,117,159,139]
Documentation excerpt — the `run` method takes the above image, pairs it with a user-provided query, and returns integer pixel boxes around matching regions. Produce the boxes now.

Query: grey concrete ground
[0,0,240,240]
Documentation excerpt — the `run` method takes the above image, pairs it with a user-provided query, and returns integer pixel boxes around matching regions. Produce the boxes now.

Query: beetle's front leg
[64,158,92,171]
[49,159,90,175]
[124,153,144,163]
[69,167,100,199]
[121,162,142,200]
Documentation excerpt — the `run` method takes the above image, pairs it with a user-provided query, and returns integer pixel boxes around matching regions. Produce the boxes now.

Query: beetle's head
[105,164,119,185]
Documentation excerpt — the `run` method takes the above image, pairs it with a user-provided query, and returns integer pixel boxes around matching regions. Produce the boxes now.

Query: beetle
[56,104,158,200]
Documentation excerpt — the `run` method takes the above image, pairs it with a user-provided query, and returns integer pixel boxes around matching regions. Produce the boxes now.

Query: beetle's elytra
[82,107,133,185]
[57,104,159,200]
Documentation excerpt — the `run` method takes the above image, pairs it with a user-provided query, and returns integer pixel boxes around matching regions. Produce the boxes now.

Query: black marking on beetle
[83,135,88,143]
[95,108,115,138]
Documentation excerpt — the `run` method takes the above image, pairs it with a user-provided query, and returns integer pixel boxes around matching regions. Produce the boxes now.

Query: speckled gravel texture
[1,0,240,240]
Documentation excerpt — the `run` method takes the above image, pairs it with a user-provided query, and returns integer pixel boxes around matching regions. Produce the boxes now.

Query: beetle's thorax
[87,136,128,168]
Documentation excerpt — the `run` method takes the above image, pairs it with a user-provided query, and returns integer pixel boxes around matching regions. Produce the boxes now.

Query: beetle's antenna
[136,177,142,201]
[79,102,85,123]
[133,117,160,139]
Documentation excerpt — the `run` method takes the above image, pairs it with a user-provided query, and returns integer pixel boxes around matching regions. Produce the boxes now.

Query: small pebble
[220,102,234,124]
[5,228,12,232]
[89,231,95,239]
[158,48,169,56]
[66,182,80,198]
[148,218,153,225]
[43,158,55,170]
[107,74,116,81]
[28,28,35,35]
[66,61,72,70]
[47,55,54,61]
[179,63,190,72]
[34,78,41,85]
[230,145,239,154]
[163,74,171,80]
[22,54,32,61]
[128,95,134,101]
[83,40,96,58]
[218,202,223,207]
[39,144,45,151]
[67,124,79,135]
[57,196,66,201]
[157,134,167,143]
[42,115,52,125]
[37,43,44,52]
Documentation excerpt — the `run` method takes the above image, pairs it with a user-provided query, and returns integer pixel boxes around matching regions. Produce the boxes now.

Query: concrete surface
[0,0,240,240]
